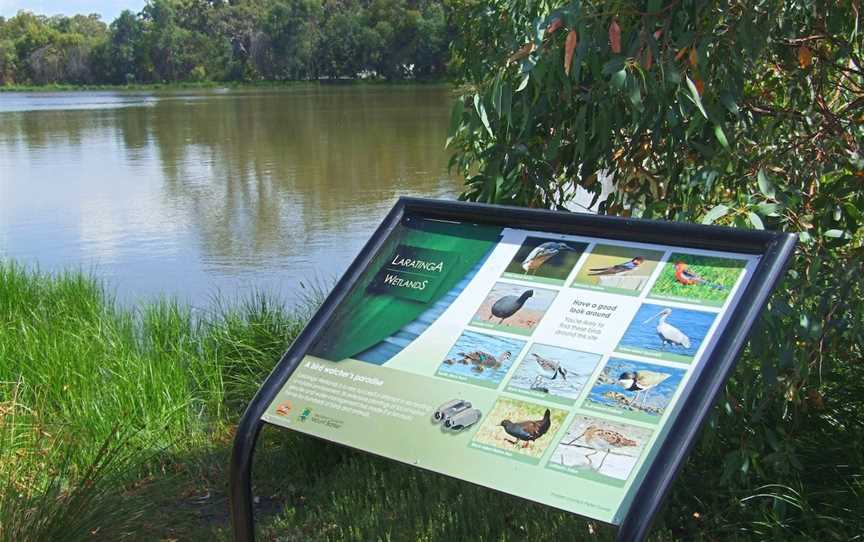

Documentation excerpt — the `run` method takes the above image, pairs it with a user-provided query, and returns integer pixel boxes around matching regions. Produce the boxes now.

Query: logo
[299,408,312,422]
[275,400,292,417]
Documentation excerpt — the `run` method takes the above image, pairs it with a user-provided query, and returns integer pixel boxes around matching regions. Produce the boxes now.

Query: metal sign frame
[230,197,797,541]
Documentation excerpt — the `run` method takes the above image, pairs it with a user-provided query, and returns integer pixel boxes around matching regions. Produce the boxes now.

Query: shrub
[447,0,863,537]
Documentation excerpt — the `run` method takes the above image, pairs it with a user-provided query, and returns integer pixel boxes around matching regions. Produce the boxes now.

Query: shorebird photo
[502,236,587,285]
[549,415,653,481]
[470,282,558,336]
[471,398,568,460]
[505,344,601,404]
[436,330,525,388]
[616,303,718,363]
[584,358,686,422]
[571,244,664,296]
[648,252,746,307]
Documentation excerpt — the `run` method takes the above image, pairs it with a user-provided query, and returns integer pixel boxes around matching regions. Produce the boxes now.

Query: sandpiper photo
[435,330,525,389]
[648,252,747,307]
[504,344,602,405]
[470,281,558,336]
[501,236,587,285]
[548,415,653,484]
[470,398,568,463]
[582,358,687,423]
[570,244,665,296]
[615,303,718,363]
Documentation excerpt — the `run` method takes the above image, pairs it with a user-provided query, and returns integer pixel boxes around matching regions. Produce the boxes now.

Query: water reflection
[0,85,460,305]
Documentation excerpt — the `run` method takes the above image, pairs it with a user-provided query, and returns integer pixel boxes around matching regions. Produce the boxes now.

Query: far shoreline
[0,79,452,93]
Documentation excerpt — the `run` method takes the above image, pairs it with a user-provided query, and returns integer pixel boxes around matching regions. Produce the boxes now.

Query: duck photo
[436,330,525,388]
[501,236,587,285]
[471,398,568,460]
[505,344,601,405]
[470,282,558,336]
[584,358,686,422]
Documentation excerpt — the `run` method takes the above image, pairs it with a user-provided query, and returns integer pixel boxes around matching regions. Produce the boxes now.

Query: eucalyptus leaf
[474,94,493,138]
[714,125,729,149]
[446,99,465,147]
[757,169,776,198]
[685,75,708,119]
[748,211,765,229]
[824,229,850,239]
[702,204,729,224]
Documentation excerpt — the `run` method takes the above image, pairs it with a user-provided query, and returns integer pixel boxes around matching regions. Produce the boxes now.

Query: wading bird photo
[505,345,600,403]
[550,416,652,480]
[585,359,686,421]
[616,304,717,363]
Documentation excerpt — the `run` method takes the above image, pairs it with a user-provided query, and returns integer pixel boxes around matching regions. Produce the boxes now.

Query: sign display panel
[261,212,763,524]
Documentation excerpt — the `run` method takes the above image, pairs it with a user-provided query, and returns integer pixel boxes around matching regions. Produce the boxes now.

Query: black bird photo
[500,409,551,448]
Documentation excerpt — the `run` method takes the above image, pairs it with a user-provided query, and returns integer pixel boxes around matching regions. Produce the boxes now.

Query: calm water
[0,86,461,306]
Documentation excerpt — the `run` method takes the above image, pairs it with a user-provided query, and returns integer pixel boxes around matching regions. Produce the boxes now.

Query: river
[0,85,461,307]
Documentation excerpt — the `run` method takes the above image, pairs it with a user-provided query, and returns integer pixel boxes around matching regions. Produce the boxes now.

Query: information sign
[230,198,796,541]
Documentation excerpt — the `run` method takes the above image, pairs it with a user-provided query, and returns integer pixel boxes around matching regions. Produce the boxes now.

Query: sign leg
[231,417,263,541]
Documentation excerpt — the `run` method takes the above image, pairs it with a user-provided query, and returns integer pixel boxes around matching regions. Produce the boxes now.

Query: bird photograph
[643,308,691,350]
[443,350,512,374]
[490,289,533,324]
[588,256,644,276]
[616,303,717,362]
[505,344,601,402]
[549,416,652,479]
[471,282,557,336]
[648,252,746,306]
[584,358,686,420]
[673,261,727,290]
[437,330,525,386]
[502,237,586,285]
[500,409,551,448]
[471,398,568,459]
[571,244,664,295]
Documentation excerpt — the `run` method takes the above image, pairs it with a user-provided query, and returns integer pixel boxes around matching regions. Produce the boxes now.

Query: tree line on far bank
[0,0,449,86]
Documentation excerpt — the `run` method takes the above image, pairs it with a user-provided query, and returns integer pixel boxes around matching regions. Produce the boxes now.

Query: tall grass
[0,261,307,540]
[1,261,861,540]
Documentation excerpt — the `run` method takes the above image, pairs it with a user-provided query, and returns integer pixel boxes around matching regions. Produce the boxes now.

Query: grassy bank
[1,262,861,540]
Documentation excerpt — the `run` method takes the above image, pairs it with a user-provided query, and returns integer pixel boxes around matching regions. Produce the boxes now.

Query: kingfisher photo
[583,358,687,423]
[436,330,526,389]
[504,344,602,406]
[548,415,653,484]
[470,398,568,462]
[501,236,587,285]
[648,252,747,307]
[470,281,558,336]
[615,303,718,363]
[570,244,665,296]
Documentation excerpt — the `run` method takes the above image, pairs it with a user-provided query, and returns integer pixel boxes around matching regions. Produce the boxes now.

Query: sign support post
[230,198,796,541]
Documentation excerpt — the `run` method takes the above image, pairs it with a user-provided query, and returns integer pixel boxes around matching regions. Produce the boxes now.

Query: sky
[0,1,146,22]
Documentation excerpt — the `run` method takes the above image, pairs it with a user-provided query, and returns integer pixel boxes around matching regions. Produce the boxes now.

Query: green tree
[105,10,145,84]
[263,0,322,80]
[448,0,863,536]
[319,3,364,78]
